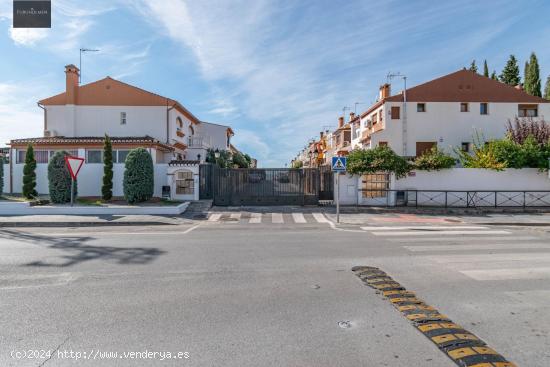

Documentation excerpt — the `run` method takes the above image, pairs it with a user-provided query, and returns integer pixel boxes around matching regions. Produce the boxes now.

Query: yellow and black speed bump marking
[352,266,517,367]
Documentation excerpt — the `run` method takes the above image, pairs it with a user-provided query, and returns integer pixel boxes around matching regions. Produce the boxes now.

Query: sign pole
[336,172,340,223]
[70,177,74,206]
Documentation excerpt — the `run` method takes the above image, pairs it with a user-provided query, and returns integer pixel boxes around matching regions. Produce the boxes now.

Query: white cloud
[9,28,49,46]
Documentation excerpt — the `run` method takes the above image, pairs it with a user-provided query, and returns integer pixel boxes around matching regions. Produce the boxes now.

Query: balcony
[188,136,212,149]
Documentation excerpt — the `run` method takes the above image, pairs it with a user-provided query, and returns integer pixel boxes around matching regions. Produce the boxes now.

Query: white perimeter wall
[9,163,170,198]
[337,168,550,206]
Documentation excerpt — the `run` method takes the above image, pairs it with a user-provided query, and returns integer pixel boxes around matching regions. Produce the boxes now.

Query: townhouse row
[294,69,550,168]
[4,64,243,200]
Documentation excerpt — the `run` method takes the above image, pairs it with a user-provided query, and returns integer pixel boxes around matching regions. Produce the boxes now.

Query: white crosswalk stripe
[249,213,262,224]
[312,213,330,223]
[292,213,307,224]
[271,213,284,224]
[403,243,550,252]
[204,212,331,225]
[388,236,537,243]
[208,213,222,222]
[460,267,550,281]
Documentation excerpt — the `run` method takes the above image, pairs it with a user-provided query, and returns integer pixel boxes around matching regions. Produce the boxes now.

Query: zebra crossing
[206,212,332,225]
[363,224,550,283]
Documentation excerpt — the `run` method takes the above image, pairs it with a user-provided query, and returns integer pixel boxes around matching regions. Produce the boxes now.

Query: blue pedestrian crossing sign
[331,157,347,172]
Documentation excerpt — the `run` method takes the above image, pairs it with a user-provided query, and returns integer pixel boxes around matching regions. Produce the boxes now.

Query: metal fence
[360,189,550,208]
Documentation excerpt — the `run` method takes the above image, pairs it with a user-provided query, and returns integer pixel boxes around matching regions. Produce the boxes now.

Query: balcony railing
[188,136,211,149]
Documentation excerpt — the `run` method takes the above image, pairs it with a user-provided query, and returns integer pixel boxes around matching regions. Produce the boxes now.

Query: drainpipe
[402,77,407,156]
[37,102,47,133]
[166,100,177,144]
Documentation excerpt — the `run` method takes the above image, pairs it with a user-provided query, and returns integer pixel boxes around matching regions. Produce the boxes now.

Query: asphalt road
[0,213,549,366]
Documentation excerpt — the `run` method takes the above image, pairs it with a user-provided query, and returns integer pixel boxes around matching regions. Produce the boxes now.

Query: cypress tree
[523,60,530,90]
[491,71,498,80]
[500,55,520,86]
[22,144,37,199]
[524,52,541,97]
[102,134,113,200]
[483,60,489,77]
[544,76,550,100]
[469,60,478,73]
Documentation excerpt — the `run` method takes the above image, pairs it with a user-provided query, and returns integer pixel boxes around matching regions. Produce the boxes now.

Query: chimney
[514,84,524,91]
[338,116,344,128]
[349,112,355,121]
[65,64,80,105]
[379,83,391,100]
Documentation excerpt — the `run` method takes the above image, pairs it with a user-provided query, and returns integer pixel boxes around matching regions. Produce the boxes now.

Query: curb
[0,221,178,228]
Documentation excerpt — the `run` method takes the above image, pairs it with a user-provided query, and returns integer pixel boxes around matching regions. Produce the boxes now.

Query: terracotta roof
[384,69,550,103]
[9,136,174,151]
[38,77,200,124]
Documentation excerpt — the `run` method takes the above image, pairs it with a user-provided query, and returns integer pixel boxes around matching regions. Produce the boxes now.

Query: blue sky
[1,0,549,166]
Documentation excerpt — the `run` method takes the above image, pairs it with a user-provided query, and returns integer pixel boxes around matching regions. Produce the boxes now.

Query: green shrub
[347,146,411,178]
[232,151,250,168]
[102,134,113,200]
[205,148,232,168]
[413,147,456,171]
[22,144,38,199]
[123,148,154,204]
[48,151,77,203]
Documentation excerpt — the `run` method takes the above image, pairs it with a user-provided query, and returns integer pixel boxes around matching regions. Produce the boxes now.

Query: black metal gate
[209,167,323,206]
[199,164,213,199]
[319,165,334,201]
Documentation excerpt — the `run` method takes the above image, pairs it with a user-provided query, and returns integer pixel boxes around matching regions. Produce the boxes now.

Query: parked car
[248,170,266,183]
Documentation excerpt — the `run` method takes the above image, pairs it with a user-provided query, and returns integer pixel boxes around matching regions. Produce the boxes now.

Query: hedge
[123,148,154,203]
[48,151,77,203]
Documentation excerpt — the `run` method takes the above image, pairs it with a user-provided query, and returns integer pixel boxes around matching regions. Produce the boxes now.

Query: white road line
[292,213,307,224]
[427,253,550,264]
[271,213,284,224]
[208,213,222,222]
[39,225,201,236]
[387,236,537,243]
[371,230,511,236]
[403,243,550,252]
[249,213,262,224]
[230,213,241,220]
[360,226,488,231]
[312,213,330,223]
[460,267,550,281]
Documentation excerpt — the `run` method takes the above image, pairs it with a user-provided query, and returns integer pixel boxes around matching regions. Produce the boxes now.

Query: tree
[102,134,113,200]
[347,146,411,179]
[48,151,76,203]
[22,144,37,199]
[413,147,456,171]
[500,55,520,86]
[469,60,478,73]
[483,60,489,77]
[524,52,542,97]
[205,149,232,168]
[544,76,550,100]
[491,71,498,80]
[523,60,530,89]
[123,148,154,204]
[232,151,251,168]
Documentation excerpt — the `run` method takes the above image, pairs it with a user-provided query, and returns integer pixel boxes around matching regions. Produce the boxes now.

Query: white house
[357,69,550,156]
[7,64,237,201]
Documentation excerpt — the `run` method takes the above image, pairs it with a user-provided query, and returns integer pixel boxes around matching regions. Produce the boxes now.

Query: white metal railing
[188,136,211,149]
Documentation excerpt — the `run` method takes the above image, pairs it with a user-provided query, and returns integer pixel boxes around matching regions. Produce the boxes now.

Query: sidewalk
[0,214,190,227]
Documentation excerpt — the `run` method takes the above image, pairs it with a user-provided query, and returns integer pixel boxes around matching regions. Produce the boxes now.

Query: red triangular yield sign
[64,155,85,180]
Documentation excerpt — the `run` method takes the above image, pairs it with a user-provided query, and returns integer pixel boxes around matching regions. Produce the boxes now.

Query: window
[372,113,378,124]
[16,150,26,164]
[120,112,127,125]
[116,150,130,164]
[518,104,538,117]
[415,142,436,157]
[378,110,383,123]
[34,150,50,163]
[417,103,426,112]
[86,150,102,163]
[175,170,194,195]
[461,142,470,152]
[188,124,194,136]
[391,106,400,119]
[480,103,489,115]
[460,103,469,112]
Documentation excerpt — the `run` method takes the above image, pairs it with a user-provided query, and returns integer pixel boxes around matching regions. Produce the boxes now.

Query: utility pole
[79,48,100,84]
[387,72,408,156]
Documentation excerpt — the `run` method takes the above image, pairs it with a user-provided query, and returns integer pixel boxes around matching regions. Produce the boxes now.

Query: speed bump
[352,266,517,367]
